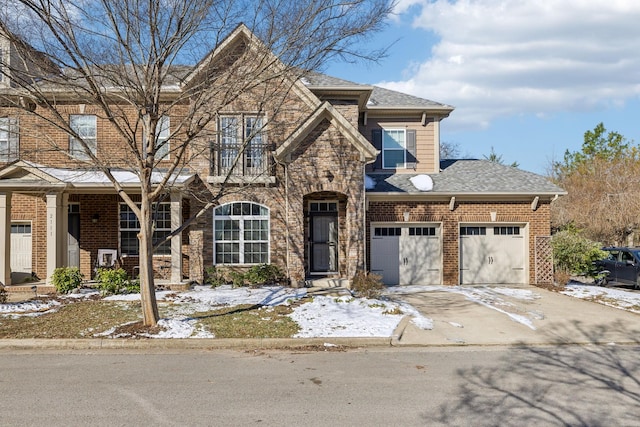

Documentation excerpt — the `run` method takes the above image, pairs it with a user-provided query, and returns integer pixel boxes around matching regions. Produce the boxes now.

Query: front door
[68,204,80,268]
[310,212,338,274]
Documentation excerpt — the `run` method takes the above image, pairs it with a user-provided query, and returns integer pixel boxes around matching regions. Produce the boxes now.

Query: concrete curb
[0,337,393,351]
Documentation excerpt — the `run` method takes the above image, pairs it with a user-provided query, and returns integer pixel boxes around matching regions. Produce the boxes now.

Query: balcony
[208,142,276,184]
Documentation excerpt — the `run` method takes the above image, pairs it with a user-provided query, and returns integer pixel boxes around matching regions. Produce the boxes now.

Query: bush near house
[0,286,6,303]
[204,264,286,288]
[95,268,140,295]
[551,229,608,278]
[51,267,84,294]
[351,271,384,299]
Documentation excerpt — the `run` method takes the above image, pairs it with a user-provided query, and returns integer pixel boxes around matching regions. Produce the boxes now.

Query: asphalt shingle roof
[302,71,452,110]
[368,159,565,195]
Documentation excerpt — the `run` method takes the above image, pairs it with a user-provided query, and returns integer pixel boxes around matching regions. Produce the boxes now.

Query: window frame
[119,202,172,256]
[218,114,266,174]
[69,114,97,160]
[0,117,19,162]
[155,115,170,160]
[382,128,407,169]
[213,202,270,265]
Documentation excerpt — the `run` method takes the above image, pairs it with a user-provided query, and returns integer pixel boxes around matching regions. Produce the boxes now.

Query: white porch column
[170,190,183,284]
[0,192,12,286]
[46,193,64,284]
[61,193,69,266]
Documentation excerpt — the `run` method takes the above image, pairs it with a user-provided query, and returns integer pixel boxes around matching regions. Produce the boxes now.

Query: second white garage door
[371,224,442,286]
[459,224,526,284]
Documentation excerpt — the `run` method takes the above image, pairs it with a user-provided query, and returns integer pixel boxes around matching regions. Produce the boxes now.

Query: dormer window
[371,128,417,170]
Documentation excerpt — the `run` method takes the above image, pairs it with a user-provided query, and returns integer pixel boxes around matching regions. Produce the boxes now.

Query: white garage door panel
[460,225,526,285]
[371,225,442,286]
[400,235,441,285]
[371,234,400,285]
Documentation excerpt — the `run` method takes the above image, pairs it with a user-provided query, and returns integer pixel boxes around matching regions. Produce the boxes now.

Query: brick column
[0,192,12,286]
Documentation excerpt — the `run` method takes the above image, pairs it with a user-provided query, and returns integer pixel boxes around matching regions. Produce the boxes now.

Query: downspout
[363,166,368,273]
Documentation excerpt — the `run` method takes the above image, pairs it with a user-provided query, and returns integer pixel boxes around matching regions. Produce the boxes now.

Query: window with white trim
[70,115,97,159]
[214,202,269,264]
[155,115,170,159]
[0,117,19,162]
[382,129,406,168]
[119,203,171,255]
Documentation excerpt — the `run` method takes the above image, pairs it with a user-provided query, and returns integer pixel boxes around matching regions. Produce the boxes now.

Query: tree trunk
[139,198,159,326]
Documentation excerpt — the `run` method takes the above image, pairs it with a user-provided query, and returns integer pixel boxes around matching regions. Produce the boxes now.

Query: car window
[607,251,620,261]
[621,251,635,263]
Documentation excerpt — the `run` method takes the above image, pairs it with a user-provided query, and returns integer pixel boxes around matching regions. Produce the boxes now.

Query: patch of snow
[561,283,640,314]
[289,295,405,337]
[409,174,433,191]
[0,299,61,316]
[448,322,464,328]
[364,174,376,190]
[147,318,214,339]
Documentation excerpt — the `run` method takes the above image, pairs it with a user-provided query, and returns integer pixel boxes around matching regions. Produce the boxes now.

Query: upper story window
[144,115,170,160]
[371,128,417,170]
[69,114,97,160]
[213,114,268,177]
[383,129,406,169]
[0,117,19,162]
[119,203,171,256]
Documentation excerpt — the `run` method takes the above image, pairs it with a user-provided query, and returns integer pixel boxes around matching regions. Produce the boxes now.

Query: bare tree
[551,123,640,245]
[0,0,393,325]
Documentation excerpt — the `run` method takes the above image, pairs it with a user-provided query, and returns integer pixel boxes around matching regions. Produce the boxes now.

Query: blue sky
[325,0,640,175]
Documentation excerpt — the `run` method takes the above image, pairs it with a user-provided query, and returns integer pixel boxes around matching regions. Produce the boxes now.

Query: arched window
[213,202,269,264]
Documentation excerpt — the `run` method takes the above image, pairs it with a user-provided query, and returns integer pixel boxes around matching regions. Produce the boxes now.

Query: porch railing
[211,142,273,177]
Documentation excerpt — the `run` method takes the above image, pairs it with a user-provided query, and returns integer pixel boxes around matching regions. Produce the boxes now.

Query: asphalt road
[1,345,639,426]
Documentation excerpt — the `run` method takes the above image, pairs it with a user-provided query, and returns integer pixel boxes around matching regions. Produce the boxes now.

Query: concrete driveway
[389,285,640,346]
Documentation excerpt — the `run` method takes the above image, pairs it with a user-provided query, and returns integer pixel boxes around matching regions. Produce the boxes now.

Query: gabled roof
[367,159,565,198]
[275,101,378,164]
[180,24,319,110]
[302,71,454,115]
[0,160,194,190]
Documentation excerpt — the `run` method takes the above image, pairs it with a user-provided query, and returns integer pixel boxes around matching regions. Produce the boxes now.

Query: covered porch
[0,161,193,287]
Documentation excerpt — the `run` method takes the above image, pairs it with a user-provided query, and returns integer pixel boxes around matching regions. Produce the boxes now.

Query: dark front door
[310,213,338,274]
[68,205,80,268]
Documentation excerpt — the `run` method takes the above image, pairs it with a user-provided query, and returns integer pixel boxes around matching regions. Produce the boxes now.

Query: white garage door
[460,225,526,284]
[11,222,32,274]
[371,224,442,286]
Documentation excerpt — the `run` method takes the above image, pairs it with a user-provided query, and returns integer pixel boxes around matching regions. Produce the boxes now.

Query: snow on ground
[0,298,61,317]
[561,282,640,314]
[3,282,638,338]
[0,285,421,339]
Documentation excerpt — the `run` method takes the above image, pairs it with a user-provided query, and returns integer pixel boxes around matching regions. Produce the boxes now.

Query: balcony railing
[211,142,273,178]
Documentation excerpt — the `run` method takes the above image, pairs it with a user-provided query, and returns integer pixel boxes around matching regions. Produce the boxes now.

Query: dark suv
[595,247,640,289]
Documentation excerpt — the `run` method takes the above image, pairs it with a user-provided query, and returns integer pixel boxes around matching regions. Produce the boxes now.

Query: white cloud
[379,0,640,130]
